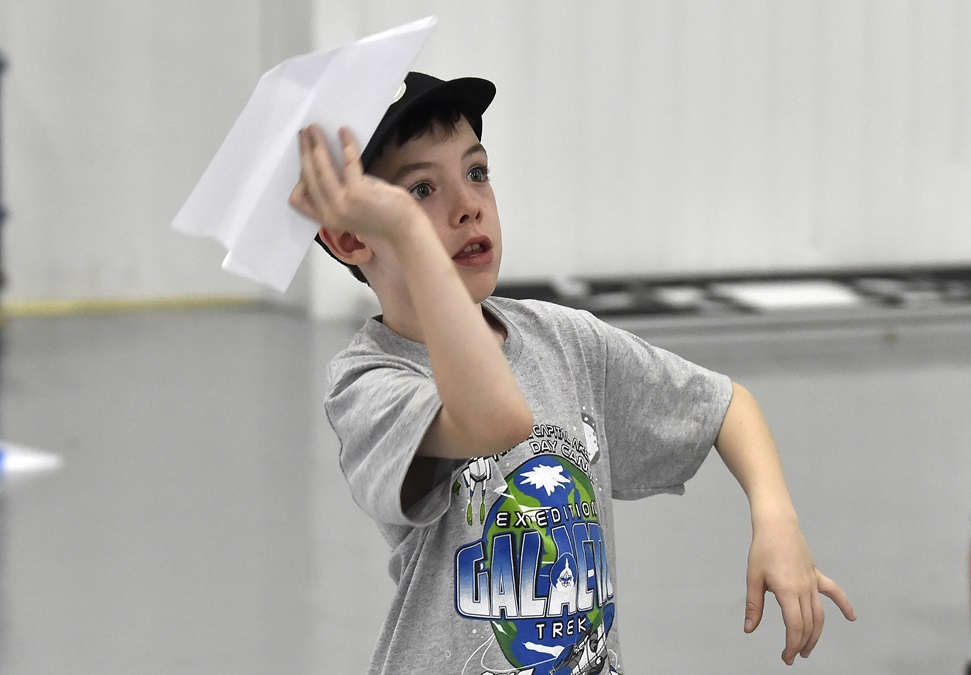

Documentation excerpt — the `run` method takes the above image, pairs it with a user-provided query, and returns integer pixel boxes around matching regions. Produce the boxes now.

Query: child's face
[368,116,501,304]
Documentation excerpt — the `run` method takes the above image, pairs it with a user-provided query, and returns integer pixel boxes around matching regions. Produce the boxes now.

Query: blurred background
[2,0,970,316]
[0,1,969,673]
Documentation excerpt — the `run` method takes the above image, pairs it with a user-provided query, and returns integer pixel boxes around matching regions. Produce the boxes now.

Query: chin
[457,253,500,304]
[465,272,499,304]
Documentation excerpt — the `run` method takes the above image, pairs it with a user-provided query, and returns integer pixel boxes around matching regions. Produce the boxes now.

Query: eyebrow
[388,142,488,185]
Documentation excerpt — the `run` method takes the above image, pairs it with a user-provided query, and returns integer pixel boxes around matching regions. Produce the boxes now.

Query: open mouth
[452,238,494,266]
[453,239,491,259]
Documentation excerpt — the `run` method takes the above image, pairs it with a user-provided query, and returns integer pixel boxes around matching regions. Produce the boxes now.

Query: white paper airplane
[172,16,438,292]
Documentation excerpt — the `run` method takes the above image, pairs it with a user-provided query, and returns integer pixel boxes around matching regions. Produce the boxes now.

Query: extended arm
[715,382,856,665]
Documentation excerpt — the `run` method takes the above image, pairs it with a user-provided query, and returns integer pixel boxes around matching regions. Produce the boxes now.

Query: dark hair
[340,100,480,285]
[369,99,467,167]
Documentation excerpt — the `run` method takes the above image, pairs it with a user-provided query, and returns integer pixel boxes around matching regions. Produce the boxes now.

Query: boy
[290,72,855,674]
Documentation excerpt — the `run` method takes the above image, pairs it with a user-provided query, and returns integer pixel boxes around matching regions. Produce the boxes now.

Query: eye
[408,182,433,200]
[468,165,490,183]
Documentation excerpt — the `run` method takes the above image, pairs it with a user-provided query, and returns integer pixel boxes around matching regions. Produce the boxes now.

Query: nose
[452,183,483,228]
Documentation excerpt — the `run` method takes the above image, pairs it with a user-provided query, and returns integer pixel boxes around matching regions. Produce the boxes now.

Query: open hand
[288,125,424,243]
[745,519,856,665]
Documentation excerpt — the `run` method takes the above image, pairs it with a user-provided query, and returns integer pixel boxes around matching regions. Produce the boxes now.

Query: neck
[382,301,505,347]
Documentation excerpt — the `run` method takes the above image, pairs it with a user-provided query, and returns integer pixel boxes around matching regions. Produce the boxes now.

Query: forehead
[367,117,483,181]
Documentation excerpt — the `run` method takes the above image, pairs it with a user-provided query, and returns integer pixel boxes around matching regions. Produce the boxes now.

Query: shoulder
[487,296,605,335]
[327,320,431,395]
[486,296,616,370]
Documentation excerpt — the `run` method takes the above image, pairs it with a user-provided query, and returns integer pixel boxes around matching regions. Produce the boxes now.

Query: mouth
[453,237,491,258]
[452,237,495,267]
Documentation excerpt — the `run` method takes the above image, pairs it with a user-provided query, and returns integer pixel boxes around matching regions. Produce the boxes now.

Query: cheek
[487,207,502,250]
[418,200,450,233]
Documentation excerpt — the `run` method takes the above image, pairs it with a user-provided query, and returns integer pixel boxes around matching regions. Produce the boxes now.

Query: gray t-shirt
[326,297,733,675]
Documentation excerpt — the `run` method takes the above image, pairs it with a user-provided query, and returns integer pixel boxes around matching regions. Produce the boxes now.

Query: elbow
[428,398,533,461]
[468,399,534,457]
[503,402,535,449]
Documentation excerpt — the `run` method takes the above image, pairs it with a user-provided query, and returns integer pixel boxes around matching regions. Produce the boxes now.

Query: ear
[317,226,372,266]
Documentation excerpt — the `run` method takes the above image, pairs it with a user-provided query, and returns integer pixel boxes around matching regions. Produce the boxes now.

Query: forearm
[394,224,532,458]
[717,383,856,662]
[715,382,798,525]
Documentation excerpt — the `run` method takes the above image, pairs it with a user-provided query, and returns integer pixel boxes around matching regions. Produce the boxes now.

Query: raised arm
[291,125,532,462]
[388,217,533,459]
[715,382,856,665]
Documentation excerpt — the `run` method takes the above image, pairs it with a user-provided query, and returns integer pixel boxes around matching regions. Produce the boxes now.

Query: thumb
[745,576,765,633]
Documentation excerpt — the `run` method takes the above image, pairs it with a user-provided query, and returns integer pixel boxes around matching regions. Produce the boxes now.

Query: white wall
[0,0,312,307]
[2,1,970,318]
[311,0,971,287]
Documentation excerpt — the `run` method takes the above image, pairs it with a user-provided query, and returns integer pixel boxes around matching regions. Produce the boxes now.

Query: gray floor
[1,304,969,674]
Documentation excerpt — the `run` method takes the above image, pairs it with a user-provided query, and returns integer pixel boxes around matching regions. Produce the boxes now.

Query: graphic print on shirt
[458,456,494,525]
[452,415,622,675]
[581,413,601,465]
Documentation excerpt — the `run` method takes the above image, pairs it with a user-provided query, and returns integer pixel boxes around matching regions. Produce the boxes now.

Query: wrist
[750,500,799,529]
[384,209,434,251]
[747,482,798,523]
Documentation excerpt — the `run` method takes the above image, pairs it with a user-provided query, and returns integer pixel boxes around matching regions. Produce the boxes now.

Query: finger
[817,570,857,621]
[800,589,825,658]
[287,179,314,219]
[296,126,337,220]
[338,127,365,180]
[744,576,765,633]
[298,128,326,207]
[307,124,344,192]
[779,594,805,666]
[290,131,320,217]
[798,595,815,657]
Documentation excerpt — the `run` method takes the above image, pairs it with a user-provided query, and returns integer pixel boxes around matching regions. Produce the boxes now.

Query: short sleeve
[600,325,733,499]
[325,350,458,526]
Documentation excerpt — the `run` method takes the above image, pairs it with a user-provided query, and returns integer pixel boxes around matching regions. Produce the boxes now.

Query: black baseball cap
[315,72,496,280]
[360,71,496,170]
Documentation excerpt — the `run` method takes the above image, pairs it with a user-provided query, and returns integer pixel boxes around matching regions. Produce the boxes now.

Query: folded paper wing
[172,16,438,292]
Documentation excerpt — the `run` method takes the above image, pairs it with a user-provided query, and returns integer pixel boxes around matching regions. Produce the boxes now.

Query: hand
[288,124,425,243]
[744,518,856,665]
